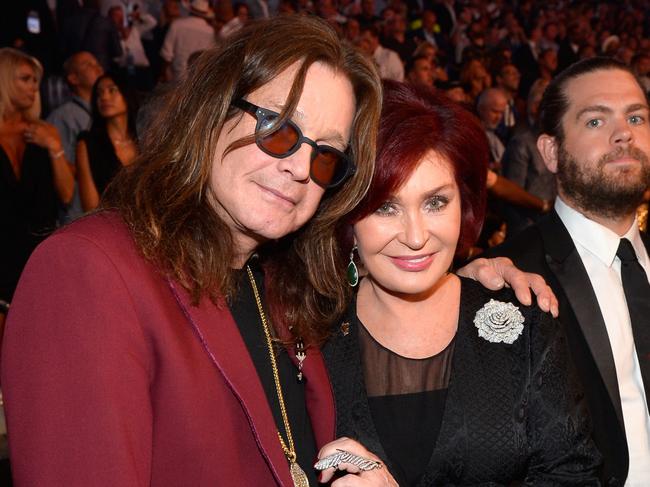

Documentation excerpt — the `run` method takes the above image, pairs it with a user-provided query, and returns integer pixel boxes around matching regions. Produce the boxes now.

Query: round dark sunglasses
[233,99,356,189]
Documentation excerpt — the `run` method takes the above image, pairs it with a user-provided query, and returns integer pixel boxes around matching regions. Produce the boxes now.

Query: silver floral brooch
[473,299,525,344]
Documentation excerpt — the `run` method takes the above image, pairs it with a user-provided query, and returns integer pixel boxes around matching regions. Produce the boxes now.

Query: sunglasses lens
[258,116,299,155]
[249,107,353,188]
[311,149,348,188]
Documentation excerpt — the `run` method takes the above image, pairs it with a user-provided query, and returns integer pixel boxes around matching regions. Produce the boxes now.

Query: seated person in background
[477,87,550,246]
[477,87,507,169]
[493,62,524,143]
[47,51,104,222]
[358,25,404,82]
[381,14,417,64]
[76,73,139,212]
[405,54,434,87]
[321,81,600,486]
[502,78,556,237]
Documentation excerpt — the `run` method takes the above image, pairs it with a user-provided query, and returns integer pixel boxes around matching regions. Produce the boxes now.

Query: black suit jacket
[557,40,580,73]
[512,42,540,98]
[324,278,600,486]
[486,210,645,486]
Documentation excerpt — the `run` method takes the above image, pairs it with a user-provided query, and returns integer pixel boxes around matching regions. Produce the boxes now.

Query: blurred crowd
[3,0,650,242]
[0,0,650,233]
[3,0,650,310]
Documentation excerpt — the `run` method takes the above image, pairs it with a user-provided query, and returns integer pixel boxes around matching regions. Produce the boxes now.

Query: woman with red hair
[319,81,600,485]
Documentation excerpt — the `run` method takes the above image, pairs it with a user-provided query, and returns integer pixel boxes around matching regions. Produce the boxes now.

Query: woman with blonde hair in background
[0,48,73,338]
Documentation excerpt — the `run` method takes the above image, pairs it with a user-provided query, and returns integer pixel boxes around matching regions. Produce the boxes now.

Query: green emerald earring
[347,245,359,287]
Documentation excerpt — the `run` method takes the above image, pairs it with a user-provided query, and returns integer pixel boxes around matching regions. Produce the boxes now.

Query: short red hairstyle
[344,80,488,256]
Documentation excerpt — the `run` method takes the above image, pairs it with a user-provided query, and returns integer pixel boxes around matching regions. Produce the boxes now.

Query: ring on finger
[314,449,382,472]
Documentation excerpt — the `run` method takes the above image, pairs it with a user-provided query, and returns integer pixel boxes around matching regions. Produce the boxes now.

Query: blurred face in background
[498,64,520,93]
[97,77,127,119]
[345,18,361,42]
[540,49,558,73]
[69,52,103,93]
[11,62,39,111]
[361,0,375,17]
[478,89,507,129]
[445,86,467,103]
[422,10,437,32]
[163,0,181,20]
[108,6,124,27]
[407,58,434,86]
[358,30,379,57]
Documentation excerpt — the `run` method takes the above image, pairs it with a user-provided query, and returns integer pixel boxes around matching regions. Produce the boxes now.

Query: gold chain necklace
[246,266,310,487]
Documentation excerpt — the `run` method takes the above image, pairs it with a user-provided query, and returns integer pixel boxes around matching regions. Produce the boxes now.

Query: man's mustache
[599,146,650,166]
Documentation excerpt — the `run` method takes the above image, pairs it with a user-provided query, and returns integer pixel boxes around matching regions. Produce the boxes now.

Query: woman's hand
[24,121,63,154]
[316,437,398,486]
[24,121,75,204]
[457,257,559,317]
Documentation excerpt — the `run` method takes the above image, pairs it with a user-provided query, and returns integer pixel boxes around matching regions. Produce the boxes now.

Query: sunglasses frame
[233,98,356,189]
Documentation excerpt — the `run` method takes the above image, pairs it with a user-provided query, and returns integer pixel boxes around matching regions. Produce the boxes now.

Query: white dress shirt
[556,197,650,485]
[117,12,157,67]
[373,45,404,82]
[160,16,216,80]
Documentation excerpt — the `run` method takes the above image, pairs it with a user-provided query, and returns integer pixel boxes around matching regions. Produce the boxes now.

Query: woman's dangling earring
[347,245,359,287]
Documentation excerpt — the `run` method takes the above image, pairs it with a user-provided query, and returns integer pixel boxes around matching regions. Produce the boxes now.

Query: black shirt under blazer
[485,210,648,486]
[323,278,601,486]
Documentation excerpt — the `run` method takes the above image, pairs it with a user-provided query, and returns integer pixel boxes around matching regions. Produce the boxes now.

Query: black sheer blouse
[359,323,454,485]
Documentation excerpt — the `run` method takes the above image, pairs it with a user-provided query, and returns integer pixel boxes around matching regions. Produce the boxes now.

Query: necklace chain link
[246,265,298,461]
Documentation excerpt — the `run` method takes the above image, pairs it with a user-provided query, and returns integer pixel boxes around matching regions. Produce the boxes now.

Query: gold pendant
[290,460,310,487]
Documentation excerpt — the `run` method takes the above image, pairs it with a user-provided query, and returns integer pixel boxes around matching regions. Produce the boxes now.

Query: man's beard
[557,143,650,219]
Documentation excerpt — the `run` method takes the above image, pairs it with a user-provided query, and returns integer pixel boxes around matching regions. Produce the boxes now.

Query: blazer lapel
[167,280,293,487]
[538,212,624,428]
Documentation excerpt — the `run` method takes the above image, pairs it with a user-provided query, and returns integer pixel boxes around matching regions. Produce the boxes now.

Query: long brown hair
[103,15,382,344]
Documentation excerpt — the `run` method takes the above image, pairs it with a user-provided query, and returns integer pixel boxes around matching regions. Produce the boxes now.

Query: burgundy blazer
[2,212,336,486]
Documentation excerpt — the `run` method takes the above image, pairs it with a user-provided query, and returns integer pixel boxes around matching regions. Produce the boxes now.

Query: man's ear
[537,134,559,174]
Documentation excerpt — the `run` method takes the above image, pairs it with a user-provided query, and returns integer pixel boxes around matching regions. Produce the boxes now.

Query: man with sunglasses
[3,15,556,487]
[233,99,355,188]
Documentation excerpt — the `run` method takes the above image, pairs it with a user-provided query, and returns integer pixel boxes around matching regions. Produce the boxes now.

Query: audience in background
[477,87,508,170]
[493,62,522,142]
[160,0,216,81]
[59,0,123,73]
[3,0,648,253]
[2,0,650,269]
[358,25,404,82]
[501,78,555,237]
[109,4,157,90]
[405,54,433,87]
